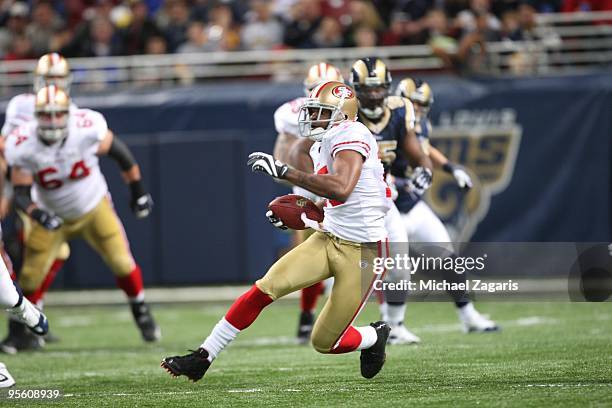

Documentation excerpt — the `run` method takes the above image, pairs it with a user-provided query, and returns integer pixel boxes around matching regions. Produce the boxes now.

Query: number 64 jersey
[4,109,110,220]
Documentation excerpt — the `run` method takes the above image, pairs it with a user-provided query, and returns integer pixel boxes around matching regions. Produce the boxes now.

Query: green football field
[0,299,610,407]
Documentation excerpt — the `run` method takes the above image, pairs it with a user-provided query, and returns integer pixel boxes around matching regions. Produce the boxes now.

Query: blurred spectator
[26,1,65,56]
[3,34,34,61]
[312,16,344,48]
[177,20,218,52]
[121,0,163,55]
[381,10,429,45]
[456,0,501,34]
[161,0,191,52]
[426,8,459,58]
[283,0,323,48]
[344,0,385,47]
[455,11,501,71]
[500,10,522,40]
[145,34,168,54]
[208,3,241,51]
[562,0,612,11]
[60,0,87,30]
[514,2,561,45]
[352,25,379,47]
[241,0,283,50]
[62,15,124,57]
[0,2,29,59]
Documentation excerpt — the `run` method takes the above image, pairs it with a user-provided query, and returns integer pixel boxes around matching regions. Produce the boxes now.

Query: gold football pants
[19,196,136,292]
[256,231,385,353]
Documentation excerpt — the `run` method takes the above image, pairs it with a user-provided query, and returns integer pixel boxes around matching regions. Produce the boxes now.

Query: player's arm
[12,166,62,230]
[286,137,314,173]
[428,145,473,190]
[248,150,363,202]
[97,129,153,218]
[400,128,434,197]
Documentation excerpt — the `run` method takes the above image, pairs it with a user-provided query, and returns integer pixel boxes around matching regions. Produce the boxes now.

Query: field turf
[0,299,610,407]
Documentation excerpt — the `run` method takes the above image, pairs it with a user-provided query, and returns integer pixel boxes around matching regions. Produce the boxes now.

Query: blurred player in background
[349,57,433,344]
[162,81,392,381]
[391,78,498,333]
[2,84,159,352]
[273,62,344,343]
[0,53,75,350]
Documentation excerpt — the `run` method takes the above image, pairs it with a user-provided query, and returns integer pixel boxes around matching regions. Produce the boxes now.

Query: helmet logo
[332,86,354,99]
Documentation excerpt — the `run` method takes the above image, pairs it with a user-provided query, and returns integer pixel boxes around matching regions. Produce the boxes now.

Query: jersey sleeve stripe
[331,140,371,153]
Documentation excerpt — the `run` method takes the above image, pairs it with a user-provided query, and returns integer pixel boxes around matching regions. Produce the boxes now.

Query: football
[268,194,324,230]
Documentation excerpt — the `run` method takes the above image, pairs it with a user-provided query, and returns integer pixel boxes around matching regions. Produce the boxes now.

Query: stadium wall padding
[0,73,610,288]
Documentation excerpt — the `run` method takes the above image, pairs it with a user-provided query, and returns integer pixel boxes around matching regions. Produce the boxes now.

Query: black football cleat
[161,348,211,382]
[130,302,161,342]
[297,311,314,344]
[0,319,45,354]
[360,321,391,379]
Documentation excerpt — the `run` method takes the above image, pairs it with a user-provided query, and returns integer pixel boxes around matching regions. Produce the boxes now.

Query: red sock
[26,259,65,305]
[225,285,273,330]
[115,265,144,299]
[300,281,323,312]
[330,326,362,354]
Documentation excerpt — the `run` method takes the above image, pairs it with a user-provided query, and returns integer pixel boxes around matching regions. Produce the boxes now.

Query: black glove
[31,208,63,230]
[129,181,153,218]
[266,210,287,230]
[407,167,433,198]
[247,152,289,179]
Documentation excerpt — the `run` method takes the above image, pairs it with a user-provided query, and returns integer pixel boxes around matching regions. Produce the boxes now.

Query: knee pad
[107,254,135,278]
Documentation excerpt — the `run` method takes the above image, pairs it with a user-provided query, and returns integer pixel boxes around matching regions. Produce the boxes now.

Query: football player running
[0,53,75,351]
[389,78,498,333]
[349,58,433,344]
[162,81,392,381]
[3,85,160,348]
[273,62,344,343]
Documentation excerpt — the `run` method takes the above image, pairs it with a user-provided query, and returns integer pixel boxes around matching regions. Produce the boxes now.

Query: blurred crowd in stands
[0,0,610,62]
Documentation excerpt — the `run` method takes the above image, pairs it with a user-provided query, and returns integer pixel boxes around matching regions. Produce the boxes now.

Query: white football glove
[247,152,289,179]
[266,210,287,230]
[444,163,473,190]
[406,167,433,198]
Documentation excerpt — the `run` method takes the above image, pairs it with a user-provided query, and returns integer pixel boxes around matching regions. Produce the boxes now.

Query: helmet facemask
[36,110,69,144]
[298,99,347,142]
[356,83,389,120]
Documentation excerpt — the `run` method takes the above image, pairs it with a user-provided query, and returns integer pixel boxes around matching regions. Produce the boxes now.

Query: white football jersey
[2,93,79,137]
[273,96,307,136]
[4,108,109,220]
[314,121,391,243]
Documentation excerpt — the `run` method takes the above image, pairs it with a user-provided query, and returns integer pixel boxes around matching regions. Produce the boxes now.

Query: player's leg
[0,238,49,355]
[15,211,67,343]
[404,201,499,333]
[161,231,332,382]
[1,221,61,353]
[381,204,420,344]
[310,238,390,379]
[295,227,323,343]
[79,197,160,342]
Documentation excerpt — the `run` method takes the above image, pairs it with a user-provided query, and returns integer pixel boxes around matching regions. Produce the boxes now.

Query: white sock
[379,302,388,322]
[9,298,41,328]
[201,317,240,362]
[386,303,407,326]
[356,326,377,350]
[0,260,18,308]
[129,292,145,304]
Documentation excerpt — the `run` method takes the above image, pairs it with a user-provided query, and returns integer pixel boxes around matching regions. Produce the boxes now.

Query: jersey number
[377,140,398,165]
[37,160,91,190]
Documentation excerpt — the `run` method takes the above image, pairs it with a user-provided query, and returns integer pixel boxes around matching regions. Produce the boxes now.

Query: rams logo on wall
[425,109,522,241]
